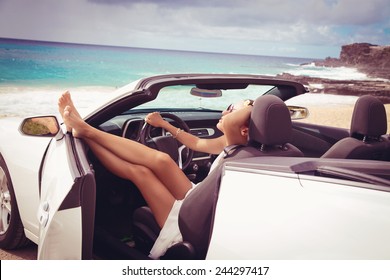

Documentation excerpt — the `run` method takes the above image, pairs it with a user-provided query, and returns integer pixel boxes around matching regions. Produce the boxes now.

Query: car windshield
[137,84,274,111]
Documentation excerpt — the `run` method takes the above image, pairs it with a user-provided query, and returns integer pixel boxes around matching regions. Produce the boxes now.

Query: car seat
[321,95,390,160]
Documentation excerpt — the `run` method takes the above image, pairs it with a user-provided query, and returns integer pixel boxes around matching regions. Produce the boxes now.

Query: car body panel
[38,132,95,259]
[207,160,390,259]
[207,168,302,259]
[37,133,78,259]
[38,207,82,259]
[0,117,53,243]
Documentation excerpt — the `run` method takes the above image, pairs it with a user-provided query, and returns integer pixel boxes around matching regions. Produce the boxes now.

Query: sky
[0,0,389,58]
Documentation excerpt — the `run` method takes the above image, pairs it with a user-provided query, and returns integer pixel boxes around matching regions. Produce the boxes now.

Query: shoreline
[279,42,390,104]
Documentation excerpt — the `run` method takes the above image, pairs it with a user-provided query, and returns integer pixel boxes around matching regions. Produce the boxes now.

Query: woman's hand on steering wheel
[140,112,194,170]
[145,112,166,128]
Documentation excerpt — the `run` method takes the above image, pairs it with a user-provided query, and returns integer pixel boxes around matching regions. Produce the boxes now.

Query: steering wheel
[139,113,194,170]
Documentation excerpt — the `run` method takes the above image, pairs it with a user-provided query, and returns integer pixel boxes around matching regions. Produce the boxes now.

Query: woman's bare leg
[59,92,192,199]
[58,94,173,226]
[87,140,174,227]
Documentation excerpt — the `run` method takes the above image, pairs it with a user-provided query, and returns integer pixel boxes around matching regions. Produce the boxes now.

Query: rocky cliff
[277,43,390,103]
[316,43,390,80]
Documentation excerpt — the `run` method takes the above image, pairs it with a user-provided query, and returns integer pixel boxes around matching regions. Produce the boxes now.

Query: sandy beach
[296,104,390,134]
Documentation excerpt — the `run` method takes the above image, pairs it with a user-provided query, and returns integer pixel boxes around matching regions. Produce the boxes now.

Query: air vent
[190,128,214,137]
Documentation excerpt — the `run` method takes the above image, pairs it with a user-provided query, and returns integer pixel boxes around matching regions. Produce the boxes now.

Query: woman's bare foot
[58,91,81,131]
[63,105,88,138]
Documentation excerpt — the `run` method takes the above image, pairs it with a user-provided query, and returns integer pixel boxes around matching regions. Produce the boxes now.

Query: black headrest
[248,95,292,146]
[350,95,387,138]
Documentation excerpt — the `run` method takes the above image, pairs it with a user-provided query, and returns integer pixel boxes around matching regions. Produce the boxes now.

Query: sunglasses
[226,103,235,113]
[226,99,254,113]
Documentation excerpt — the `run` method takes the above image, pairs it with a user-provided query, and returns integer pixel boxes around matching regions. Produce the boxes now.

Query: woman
[58,91,253,258]
[145,98,254,156]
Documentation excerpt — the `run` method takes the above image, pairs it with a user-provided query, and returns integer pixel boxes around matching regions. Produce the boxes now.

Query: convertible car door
[207,164,302,259]
[37,132,95,260]
[208,161,390,259]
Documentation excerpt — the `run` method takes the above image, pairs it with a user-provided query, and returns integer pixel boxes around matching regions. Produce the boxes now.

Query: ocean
[0,38,365,117]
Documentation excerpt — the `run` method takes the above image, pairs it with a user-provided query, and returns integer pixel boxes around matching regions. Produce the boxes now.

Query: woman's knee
[154,151,176,168]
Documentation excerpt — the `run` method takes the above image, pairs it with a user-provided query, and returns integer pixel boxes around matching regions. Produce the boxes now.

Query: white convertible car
[0,74,389,260]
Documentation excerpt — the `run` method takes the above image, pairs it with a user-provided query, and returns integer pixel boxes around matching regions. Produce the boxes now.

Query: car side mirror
[20,116,60,137]
[287,106,309,120]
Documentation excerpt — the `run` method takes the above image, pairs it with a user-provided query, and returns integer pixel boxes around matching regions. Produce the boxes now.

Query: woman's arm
[146,112,226,154]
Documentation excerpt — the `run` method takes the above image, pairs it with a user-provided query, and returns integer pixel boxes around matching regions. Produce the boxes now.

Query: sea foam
[0,85,116,118]
[285,63,369,81]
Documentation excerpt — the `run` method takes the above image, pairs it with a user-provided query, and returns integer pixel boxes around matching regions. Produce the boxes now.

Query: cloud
[0,0,389,58]
[87,0,389,26]
[84,0,390,46]
[88,0,236,8]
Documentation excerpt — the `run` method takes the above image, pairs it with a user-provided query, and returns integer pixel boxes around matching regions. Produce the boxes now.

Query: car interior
[85,79,390,259]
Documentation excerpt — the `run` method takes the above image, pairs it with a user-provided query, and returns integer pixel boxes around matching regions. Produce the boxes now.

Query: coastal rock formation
[277,73,390,104]
[277,43,390,103]
[316,43,390,80]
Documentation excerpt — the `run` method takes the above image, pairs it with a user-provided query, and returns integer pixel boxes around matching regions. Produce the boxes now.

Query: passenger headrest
[350,95,387,138]
[249,95,292,146]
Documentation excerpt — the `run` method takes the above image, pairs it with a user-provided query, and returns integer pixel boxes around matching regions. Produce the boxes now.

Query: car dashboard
[98,109,224,183]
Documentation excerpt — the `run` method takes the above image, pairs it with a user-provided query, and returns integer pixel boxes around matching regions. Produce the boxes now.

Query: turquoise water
[0,38,364,117]
[0,38,315,87]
